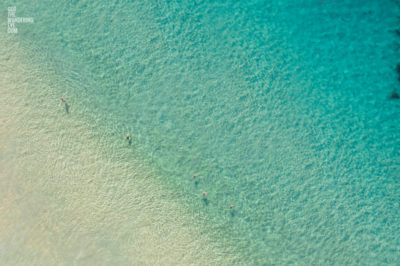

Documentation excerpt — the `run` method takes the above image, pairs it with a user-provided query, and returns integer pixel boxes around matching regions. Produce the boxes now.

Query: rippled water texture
[1,0,399,265]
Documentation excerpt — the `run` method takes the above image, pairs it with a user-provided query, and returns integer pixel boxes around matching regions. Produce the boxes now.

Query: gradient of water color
[1,0,399,265]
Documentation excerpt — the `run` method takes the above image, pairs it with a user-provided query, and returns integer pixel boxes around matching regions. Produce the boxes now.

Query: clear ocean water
[1,0,399,264]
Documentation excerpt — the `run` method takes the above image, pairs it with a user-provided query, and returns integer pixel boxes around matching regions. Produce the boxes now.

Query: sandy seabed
[0,36,237,266]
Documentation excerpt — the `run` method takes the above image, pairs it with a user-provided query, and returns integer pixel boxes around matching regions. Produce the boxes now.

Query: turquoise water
[2,0,400,264]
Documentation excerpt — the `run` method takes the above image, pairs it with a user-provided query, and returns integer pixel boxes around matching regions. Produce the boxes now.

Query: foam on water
[1,0,400,264]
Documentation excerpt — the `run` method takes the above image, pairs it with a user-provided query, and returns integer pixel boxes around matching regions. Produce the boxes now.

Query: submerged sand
[0,36,237,265]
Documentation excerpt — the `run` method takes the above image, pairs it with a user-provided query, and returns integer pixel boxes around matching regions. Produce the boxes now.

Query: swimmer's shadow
[65,103,70,114]
[202,198,209,206]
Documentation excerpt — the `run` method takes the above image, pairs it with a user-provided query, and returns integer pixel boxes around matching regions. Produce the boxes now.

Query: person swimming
[202,192,209,205]
[126,135,132,145]
[60,97,69,113]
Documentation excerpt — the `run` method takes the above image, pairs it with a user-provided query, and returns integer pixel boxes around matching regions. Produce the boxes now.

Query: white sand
[0,36,236,265]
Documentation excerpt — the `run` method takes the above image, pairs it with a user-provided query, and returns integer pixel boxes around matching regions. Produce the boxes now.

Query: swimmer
[192,174,198,179]
[229,204,234,210]
[60,98,69,114]
[202,192,207,197]
[126,135,132,145]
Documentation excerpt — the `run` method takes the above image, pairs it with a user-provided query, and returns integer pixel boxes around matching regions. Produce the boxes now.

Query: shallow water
[1,0,400,264]
[0,40,242,265]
